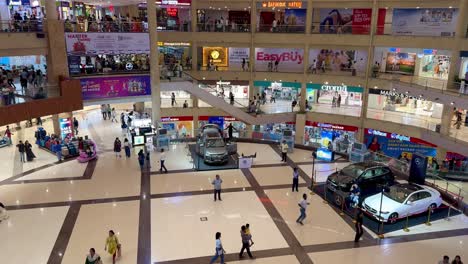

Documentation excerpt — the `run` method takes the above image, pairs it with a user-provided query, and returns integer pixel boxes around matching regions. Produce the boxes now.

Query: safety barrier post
[322,183,328,204]
[378,221,385,239]
[403,214,410,232]
[445,206,451,221]
[310,170,316,196]
[339,199,345,216]
[425,208,432,226]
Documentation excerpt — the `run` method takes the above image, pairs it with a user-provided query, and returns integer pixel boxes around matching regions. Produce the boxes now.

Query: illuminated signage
[157,41,190,46]
[320,84,347,92]
[202,47,228,67]
[366,129,411,142]
[167,7,178,16]
[156,0,191,6]
[261,1,303,8]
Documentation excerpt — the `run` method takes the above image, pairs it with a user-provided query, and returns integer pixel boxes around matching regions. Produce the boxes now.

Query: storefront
[368,88,444,120]
[373,47,451,80]
[160,90,190,106]
[196,9,250,32]
[308,49,368,75]
[156,0,191,31]
[158,41,191,69]
[254,81,301,101]
[198,116,247,138]
[0,55,46,72]
[306,83,363,109]
[6,0,44,19]
[198,46,250,71]
[252,122,295,141]
[256,1,307,32]
[304,121,358,153]
[160,116,194,139]
[364,128,437,158]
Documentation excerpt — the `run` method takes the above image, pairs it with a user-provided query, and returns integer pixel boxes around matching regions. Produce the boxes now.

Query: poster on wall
[391,8,458,37]
[385,52,416,75]
[80,75,151,100]
[284,8,307,31]
[364,128,437,158]
[255,48,304,72]
[65,33,150,55]
[318,8,372,34]
[228,47,250,70]
[308,49,368,73]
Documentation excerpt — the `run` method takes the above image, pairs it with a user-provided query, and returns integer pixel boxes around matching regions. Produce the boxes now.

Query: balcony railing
[0,19,43,33]
[65,21,148,32]
[311,23,370,35]
[196,23,250,32]
[256,24,305,33]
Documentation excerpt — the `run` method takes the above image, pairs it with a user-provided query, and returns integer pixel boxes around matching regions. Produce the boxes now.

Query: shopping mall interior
[0,0,468,263]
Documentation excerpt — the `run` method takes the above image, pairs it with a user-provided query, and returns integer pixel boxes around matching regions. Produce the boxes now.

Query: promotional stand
[282,129,295,153]
[349,142,371,162]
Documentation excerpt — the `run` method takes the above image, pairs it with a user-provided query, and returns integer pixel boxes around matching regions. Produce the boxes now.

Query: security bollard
[378,221,385,239]
[425,208,432,226]
[310,170,316,196]
[445,206,451,221]
[403,215,410,232]
[339,200,345,216]
[323,184,328,204]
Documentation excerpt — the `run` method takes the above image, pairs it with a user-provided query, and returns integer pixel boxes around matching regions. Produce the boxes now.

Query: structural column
[439,105,453,136]
[300,43,309,112]
[148,0,162,127]
[446,0,468,90]
[305,0,313,35]
[191,0,197,32]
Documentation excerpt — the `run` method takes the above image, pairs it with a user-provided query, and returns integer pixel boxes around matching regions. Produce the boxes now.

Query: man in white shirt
[296,193,310,225]
[272,19,277,32]
[159,148,168,173]
[280,140,289,162]
[212,174,223,201]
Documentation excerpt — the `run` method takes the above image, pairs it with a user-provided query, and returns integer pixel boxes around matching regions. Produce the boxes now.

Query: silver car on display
[195,124,237,165]
[362,183,443,223]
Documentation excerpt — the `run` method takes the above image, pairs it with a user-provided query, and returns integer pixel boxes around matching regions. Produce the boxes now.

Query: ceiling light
[449,6,453,8]
[405,91,409,94]
[450,102,455,105]
[416,6,420,9]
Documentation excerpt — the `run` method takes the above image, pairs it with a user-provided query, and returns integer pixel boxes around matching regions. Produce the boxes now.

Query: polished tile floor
[0,109,466,264]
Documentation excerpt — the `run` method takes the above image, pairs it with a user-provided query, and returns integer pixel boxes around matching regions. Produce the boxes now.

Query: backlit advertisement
[60,118,72,139]
[391,8,458,37]
[318,8,372,34]
[364,128,437,158]
[308,49,368,74]
[385,52,416,75]
[80,75,151,100]
[65,33,150,55]
[255,48,304,72]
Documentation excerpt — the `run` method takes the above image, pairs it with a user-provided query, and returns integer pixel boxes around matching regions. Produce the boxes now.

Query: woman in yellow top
[104,230,120,264]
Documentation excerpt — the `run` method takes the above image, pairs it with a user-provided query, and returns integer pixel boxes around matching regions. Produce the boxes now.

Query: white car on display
[362,183,443,223]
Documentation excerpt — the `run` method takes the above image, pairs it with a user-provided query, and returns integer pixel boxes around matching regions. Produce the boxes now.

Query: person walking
[159,148,168,173]
[106,104,112,120]
[0,202,9,222]
[113,138,122,158]
[209,232,226,264]
[4,125,13,144]
[16,140,26,163]
[73,117,79,135]
[239,225,254,259]
[212,174,223,201]
[138,150,145,170]
[104,230,120,264]
[171,92,176,106]
[439,256,450,264]
[354,210,364,242]
[296,193,310,225]
[111,108,117,122]
[292,167,299,192]
[280,140,289,162]
[123,138,131,158]
[24,140,36,161]
[225,123,236,141]
[452,256,463,264]
[101,104,107,120]
[245,223,254,246]
[85,248,101,264]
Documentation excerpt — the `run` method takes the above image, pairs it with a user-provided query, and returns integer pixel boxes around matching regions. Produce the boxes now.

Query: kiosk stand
[156,129,170,152]
[281,129,295,153]
[349,142,372,162]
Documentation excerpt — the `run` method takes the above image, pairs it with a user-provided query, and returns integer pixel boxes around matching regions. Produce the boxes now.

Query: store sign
[161,116,193,122]
[391,8,458,37]
[321,84,347,92]
[306,83,363,93]
[261,1,304,8]
[202,47,228,67]
[369,88,416,99]
[255,48,304,72]
[199,116,237,122]
[157,41,190,46]
[80,75,151,100]
[65,33,150,55]
[59,118,72,139]
[157,0,191,6]
[306,121,358,132]
[167,8,178,16]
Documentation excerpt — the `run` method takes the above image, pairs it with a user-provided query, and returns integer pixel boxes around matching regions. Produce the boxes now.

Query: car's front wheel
[334,194,344,207]
[388,212,399,224]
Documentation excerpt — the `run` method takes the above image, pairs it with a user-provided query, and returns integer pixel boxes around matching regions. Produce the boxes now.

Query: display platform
[314,183,462,234]
[188,144,239,171]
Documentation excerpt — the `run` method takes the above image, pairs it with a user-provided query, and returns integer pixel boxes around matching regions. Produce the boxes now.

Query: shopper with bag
[104,230,121,264]
[209,232,226,264]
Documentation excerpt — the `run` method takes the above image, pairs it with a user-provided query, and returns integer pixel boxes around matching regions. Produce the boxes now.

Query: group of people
[209,224,255,263]
[439,255,464,264]
[16,140,36,162]
[0,66,46,106]
[65,14,146,33]
[101,104,117,122]
[199,16,250,32]
[11,12,41,32]
[76,54,150,75]
[84,230,122,264]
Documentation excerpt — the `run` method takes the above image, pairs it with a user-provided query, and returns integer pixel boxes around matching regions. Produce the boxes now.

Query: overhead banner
[391,8,458,37]
[364,128,437,158]
[79,75,151,100]
[65,33,150,55]
[318,8,373,34]
[255,48,304,72]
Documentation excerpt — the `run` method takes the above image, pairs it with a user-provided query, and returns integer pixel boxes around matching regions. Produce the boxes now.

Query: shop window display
[160,116,194,139]
[196,9,251,32]
[198,116,247,138]
[304,121,358,153]
[256,1,307,33]
[305,83,362,116]
[198,47,249,71]
[252,123,295,141]
[198,81,249,107]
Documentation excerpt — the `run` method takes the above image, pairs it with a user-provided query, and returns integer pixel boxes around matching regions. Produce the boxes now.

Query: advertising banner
[385,52,416,75]
[308,49,368,73]
[391,8,458,37]
[409,153,428,185]
[228,47,250,70]
[318,8,372,34]
[80,75,151,100]
[65,33,150,55]
[59,118,72,139]
[255,48,304,72]
[364,128,437,158]
[202,47,228,67]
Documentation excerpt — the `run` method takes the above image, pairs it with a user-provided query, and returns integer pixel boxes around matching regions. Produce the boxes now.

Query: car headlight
[380,211,390,214]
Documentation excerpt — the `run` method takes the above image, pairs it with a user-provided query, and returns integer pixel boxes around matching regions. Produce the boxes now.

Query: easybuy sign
[255,48,304,64]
